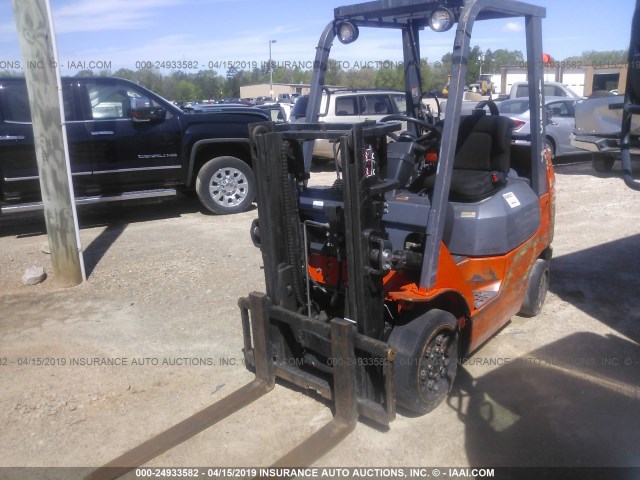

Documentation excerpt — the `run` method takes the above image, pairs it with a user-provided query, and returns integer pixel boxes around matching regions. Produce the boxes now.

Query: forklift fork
[86,292,359,480]
[269,306,359,468]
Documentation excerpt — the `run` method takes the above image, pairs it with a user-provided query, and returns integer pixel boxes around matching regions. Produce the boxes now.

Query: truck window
[1,82,76,122]
[87,84,130,119]
[2,83,31,122]
[544,85,566,97]
[86,83,162,120]
[516,84,529,98]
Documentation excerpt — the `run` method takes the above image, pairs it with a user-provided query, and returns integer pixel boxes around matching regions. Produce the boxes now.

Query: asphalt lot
[0,157,639,475]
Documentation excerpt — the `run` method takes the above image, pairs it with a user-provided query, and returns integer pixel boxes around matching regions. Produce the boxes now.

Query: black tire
[518,258,549,317]
[592,154,615,173]
[388,309,459,415]
[195,156,255,215]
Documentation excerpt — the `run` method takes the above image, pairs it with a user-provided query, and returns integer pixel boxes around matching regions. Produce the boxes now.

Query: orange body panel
[385,178,555,353]
[384,244,474,308]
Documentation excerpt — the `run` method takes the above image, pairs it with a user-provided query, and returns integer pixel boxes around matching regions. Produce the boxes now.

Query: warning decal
[503,192,521,208]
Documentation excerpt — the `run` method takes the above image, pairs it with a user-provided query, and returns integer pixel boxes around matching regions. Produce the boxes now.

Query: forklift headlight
[429,8,455,32]
[336,21,359,44]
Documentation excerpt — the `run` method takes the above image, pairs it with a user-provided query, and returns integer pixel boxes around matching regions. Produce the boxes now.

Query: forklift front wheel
[389,309,459,415]
[518,258,550,317]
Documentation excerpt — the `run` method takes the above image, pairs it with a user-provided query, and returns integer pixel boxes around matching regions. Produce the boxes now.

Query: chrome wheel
[196,156,255,215]
[209,167,249,208]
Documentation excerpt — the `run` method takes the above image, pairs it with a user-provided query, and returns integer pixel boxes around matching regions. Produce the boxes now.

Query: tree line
[0,48,628,102]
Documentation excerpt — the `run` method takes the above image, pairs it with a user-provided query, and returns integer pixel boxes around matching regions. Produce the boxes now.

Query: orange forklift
[243,0,554,428]
[228,0,557,467]
[93,0,555,474]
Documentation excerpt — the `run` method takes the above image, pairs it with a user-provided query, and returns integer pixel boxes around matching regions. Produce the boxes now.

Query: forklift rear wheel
[389,309,459,415]
[518,259,550,317]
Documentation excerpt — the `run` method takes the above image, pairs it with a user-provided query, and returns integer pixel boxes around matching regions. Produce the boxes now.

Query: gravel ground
[0,158,639,475]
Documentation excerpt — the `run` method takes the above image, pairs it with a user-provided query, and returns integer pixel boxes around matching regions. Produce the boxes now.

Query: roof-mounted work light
[429,8,455,32]
[336,21,360,44]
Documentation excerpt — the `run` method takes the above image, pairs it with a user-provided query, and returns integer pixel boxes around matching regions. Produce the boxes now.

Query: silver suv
[291,89,407,159]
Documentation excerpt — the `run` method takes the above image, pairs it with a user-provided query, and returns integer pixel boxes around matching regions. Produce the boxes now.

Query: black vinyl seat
[422,114,514,202]
[449,114,514,201]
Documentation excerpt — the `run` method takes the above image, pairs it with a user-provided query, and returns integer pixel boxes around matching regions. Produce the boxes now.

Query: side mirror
[130,97,166,123]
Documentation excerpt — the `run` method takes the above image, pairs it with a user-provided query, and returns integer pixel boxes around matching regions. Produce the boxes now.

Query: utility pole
[269,39,276,99]
[13,0,85,287]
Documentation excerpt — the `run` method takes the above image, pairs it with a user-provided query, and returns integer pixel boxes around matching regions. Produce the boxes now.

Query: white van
[291,89,408,159]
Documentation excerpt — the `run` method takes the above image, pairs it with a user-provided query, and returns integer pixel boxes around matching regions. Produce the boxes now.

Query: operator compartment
[409,111,541,257]
[298,112,542,261]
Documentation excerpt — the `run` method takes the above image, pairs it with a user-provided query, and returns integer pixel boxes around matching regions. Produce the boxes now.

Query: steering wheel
[380,114,442,142]
[474,99,500,116]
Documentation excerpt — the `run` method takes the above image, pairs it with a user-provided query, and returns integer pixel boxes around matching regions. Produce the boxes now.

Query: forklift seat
[448,114,514,202]
[420,114,514,201]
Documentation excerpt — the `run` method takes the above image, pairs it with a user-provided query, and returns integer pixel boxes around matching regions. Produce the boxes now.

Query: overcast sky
[0,0,634,75]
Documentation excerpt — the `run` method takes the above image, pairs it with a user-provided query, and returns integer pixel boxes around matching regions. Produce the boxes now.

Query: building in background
[495,64,628,98]
[240,83,311,99]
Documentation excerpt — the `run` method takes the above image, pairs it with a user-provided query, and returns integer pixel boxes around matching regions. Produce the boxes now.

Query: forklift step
[473,290,498,309]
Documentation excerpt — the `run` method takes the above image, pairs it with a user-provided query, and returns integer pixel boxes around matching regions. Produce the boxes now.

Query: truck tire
[518,258,549,317]
[388,309,459,415]
[196,156,255,215]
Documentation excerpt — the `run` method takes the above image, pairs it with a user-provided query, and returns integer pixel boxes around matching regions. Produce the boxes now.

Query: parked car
[496,96,583,160]
[291,89,408,159]
[570,94,638,171]
[0,77,269,215]
[186,103,251,113]
[496,81,581,101]
[254,96,272,105]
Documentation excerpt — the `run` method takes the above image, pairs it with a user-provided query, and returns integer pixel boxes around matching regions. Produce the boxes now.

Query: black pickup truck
[0,76,269,215]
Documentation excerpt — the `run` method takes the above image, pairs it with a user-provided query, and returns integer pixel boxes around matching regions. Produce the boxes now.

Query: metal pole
[269,39,276,99]
[12,0,85,287]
